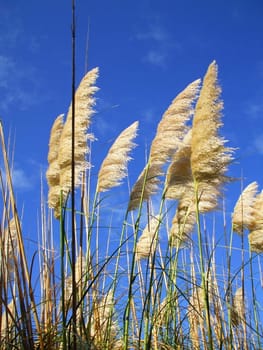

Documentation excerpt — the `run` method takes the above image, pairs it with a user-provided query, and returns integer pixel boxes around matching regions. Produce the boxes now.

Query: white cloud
[12,168,33,190]
[143,50,167,67]
[246,102,263,119]
[0,54,41,111]
[253,134,263,154]
[0,56,15,88]
[135,22,174,68]
[136,24,168,42]
[1,166,34,191]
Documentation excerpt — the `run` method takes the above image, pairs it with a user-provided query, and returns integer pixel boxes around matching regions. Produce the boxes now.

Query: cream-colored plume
[191,61,234,211]
[248,190,263,252]
[90,289,121,348]
[58,67,99,190]
[128,79,201,211]
[128,163,161,211]
[232,182,258,234]
[165,129,192,200]
[46,68,99,218]
[231,287,244,327]
[97,121,138,192]
[169,195,196,247]
[136,215,160,259]
[46,114,64,215]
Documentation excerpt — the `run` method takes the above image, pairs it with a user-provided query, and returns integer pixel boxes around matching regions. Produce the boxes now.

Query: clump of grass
[1,57,263,350]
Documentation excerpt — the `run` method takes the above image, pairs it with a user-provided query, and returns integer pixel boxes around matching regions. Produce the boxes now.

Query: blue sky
[1,0,263,230]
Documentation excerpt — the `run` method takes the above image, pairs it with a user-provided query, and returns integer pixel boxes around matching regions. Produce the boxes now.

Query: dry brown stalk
[3,218,18,272]
[0,122,43,348]
[128,79,201,211]
[97,121,138,192]
[1,300,15,338]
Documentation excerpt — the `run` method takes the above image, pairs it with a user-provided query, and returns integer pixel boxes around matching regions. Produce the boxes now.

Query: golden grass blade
[97,121,138,192]
[232,181,258,234]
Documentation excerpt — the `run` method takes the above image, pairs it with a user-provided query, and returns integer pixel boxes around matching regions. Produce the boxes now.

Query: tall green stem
[194,180,213,350]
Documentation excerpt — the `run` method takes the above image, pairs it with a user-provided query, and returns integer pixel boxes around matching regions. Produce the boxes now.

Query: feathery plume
[248,190,263,252]
[97,121,138,192]
[232,182,258,234]
[58,67,99,192]
[46,114,64,216]
[191,61,233,182]
[46,68,99,218]
[129,79,201,211]
[150,79,201,164]
[165,129,192,200]
[136,215,160,259]
[90,289,121,348]
[191,60,234,211]
[128,163,161,211]
[231,288,244,327]
[169,195,196,247]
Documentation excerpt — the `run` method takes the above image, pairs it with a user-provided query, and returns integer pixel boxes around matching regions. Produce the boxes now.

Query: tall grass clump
[0,53,263,349]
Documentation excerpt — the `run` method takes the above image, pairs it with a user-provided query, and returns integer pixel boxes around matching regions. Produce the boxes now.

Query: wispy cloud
[1,166,34,191]
[135,22,178,68]
[0,54,42,111]
[253,134,263,155]
[136,24,169,42]
[143,50,168,67]
[246,102,263,119]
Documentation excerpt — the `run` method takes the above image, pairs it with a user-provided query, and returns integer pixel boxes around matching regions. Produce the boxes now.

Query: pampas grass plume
[232,181,258,234]
[129,78,201,211]
[97,121,138,192]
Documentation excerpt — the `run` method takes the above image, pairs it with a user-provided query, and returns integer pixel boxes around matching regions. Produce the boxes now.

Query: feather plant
[248,190,263,252]
[97,121,138,192]
[232,181,258,234]
[136,215,160,259]
[191,61,234,209]
[46,114,64,218]
[128,78,201,211]
[46,67,99,218]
